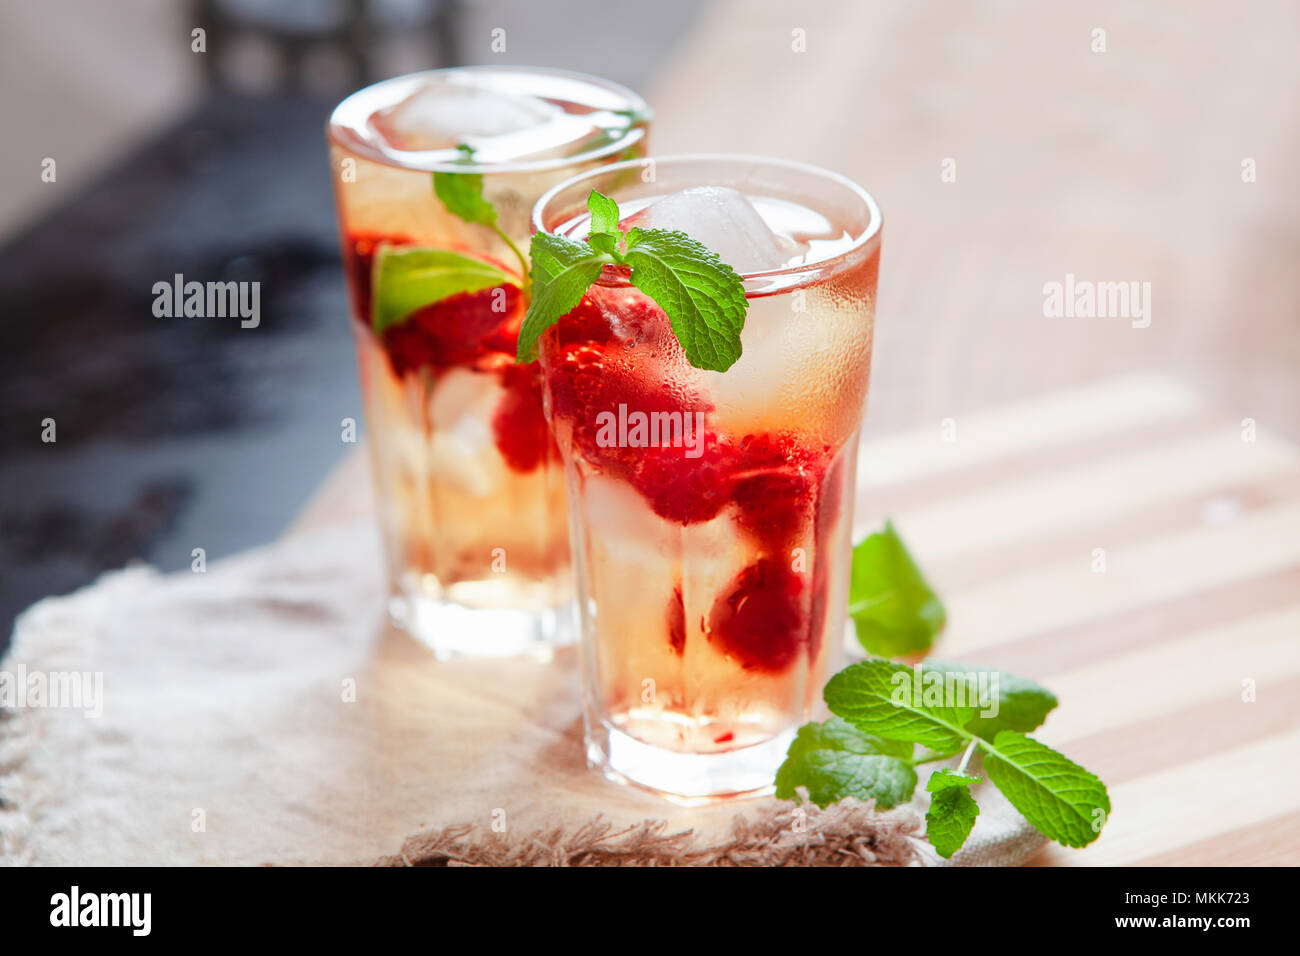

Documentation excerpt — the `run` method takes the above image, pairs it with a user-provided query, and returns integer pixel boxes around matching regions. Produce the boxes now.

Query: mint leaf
[517,191,750,370]
[982,732,1110,848]
[919,659,1058,739]
[926,783,979,859]
[433,162,497,228]
[516,233,612,362]
[927,768,982,791]
[371,245,515,333]
[775,718,917,809]
[430,145,530,295]
[848,520,947,658]
[622,227,747,372]
[824,659,975,752]
[586,189,621,254]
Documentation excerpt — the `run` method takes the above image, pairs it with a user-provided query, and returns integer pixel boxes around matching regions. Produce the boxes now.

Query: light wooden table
[297,0,1300,865]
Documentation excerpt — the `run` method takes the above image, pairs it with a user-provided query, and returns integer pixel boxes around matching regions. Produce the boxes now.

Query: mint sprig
[776,522,1110,860]
[515,232,611,362]
[432,144,530,291]
[516,190,748,371]
[848,520,947,658]
[783,657,1110,859]
[371,245,514,334]
[432,144,498,227]
[367,145,533,337]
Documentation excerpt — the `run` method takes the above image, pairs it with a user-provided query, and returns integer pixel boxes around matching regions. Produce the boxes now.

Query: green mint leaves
[585,189,621,249]
[782,657,1109,859]
[920,659,1058,740]
[621,227,748,371]
[368,145,531,336]
[774,718,916,810]
[371,246,514,334]
[369,179,749,371]
[824,659,975,753]
[430,146,529,294]
[432,144,498,227]
[776,522,1110,861]
[515,232,611,362]
[926,783,980,859]
[848,521,947,658]
[981,732,1110,849]
[516,190,748,371]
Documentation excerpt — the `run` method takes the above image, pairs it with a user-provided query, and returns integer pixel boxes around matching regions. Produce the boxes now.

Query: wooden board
[851,373,1300,866]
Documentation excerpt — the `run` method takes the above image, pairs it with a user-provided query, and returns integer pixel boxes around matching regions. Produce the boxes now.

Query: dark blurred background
[0,0,703,644]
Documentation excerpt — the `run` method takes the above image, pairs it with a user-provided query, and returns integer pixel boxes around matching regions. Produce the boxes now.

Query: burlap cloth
[0,520,1042,866]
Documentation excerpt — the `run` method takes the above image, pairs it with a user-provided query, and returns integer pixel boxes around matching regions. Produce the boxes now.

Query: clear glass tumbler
[533,155,882,799]
[328,67,649,658]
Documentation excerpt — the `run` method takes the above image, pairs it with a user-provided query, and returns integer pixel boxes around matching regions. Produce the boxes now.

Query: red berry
[707,557,808,673]
[542,319,713,495]
[492,363,555,473]
[393,284,522,373]
[630,437,733,524]
[731,433,825,540]
[548,296,614,347]
[346,234,524,376]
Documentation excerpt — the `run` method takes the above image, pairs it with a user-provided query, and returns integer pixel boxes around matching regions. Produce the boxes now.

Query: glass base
[587,723,794,805]
[388,587,576,661]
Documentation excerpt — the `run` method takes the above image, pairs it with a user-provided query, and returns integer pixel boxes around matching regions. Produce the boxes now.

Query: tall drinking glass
[328,68,649,658]
[533,156,881,799]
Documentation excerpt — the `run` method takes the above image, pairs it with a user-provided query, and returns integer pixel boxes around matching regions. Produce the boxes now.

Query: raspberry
[542,344,641,480]
[731,433,826,544]
[707,557,807,673]
[630,437,733,524]
[346,234,523,376]
[548,296,614,347]
[492,363,555,473]
[390,284,522,374]
[542,329,713,493]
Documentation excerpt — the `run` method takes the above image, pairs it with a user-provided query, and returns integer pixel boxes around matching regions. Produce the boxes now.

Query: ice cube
[581,476,675,567]
[371,78,560,151]
[428,368,498,431]
[396,369,503,498]
[630,186,802,272]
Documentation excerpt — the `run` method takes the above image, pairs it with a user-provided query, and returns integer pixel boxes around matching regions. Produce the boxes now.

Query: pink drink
[533,156,882,798]
[327,68,648,658]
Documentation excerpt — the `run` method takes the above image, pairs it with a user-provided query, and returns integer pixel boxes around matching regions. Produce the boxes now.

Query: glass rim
[326,65,650,175]
[531,152,883,283]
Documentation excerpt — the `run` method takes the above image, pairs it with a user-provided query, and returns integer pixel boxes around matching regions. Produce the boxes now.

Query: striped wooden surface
[294,372,1300,866]
[855,373,1300,866]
